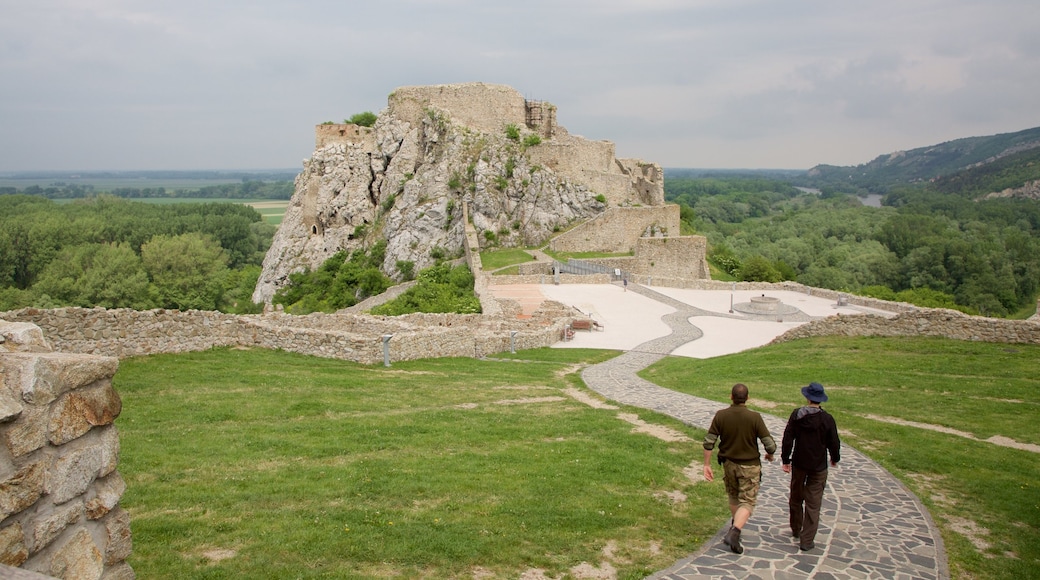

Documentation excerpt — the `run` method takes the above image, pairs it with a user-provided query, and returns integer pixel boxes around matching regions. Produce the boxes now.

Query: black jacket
[781,406,840,472]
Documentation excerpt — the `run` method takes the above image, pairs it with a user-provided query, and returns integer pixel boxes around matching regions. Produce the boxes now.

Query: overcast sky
[2,0,1038,172]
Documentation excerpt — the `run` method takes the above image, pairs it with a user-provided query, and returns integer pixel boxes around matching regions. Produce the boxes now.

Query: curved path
[581,283,949,580]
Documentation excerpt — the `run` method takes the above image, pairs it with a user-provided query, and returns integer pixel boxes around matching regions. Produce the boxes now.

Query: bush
[504,124,521,141]
[370,263,481,315]
[348,112,377,127]
[272,242,393,314]
[738,255,782,283]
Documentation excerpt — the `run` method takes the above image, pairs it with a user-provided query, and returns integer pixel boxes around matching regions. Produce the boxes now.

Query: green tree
[738,255,781,282]
[141,233,229,310]
[33,243,151,309]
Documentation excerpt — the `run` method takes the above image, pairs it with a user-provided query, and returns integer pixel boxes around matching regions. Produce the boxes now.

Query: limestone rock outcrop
[253,82,663,304]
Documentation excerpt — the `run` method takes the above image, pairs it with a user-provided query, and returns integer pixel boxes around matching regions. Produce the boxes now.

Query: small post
[510,330,518,353]
[382,334,393,367]
[729,282,735,313]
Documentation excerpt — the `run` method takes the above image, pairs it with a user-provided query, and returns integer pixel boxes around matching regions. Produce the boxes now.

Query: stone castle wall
[315,123,375,149]
[387,83,530,136]
[0,308,571,367]
[0,323,133,580]
[771,308,1040,346]
[549,205,681,254]
[526,135,664,207]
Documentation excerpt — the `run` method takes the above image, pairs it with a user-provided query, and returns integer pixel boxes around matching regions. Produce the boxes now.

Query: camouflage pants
[723,461,762,514]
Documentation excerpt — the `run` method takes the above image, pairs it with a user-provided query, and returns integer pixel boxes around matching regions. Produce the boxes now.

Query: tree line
[0,195,275,313]
[0,180,294,200]
[668,176,1040,317]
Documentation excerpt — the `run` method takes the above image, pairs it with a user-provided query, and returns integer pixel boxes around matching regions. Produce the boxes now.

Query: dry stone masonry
[0,322,133,580]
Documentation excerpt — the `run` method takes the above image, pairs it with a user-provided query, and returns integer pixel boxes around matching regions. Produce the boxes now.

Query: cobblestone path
[581,283,949,579]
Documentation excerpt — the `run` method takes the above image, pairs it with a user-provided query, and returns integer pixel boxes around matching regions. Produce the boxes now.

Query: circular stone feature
[732,294,801,316]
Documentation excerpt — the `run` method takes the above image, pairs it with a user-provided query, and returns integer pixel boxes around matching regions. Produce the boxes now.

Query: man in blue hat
[781,381,841,551]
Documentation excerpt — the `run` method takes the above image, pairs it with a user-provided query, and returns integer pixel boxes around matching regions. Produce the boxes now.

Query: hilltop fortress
[253,82,708,304]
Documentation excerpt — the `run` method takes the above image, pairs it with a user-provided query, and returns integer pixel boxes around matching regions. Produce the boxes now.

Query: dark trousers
[789,466,828,546]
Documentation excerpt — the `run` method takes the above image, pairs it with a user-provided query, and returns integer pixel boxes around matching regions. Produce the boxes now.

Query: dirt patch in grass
[563,387,619,410]
[493,396,567,405]
[683,460,707,484]
[200,548,237,563]
[616,413,691,442]
[947,516,994,556]
[862,414,1040,453]
[655,489,688,504]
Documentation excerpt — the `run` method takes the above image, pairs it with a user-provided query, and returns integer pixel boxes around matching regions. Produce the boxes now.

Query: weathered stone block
[47,529,103,580]
[2,405,48,458]
[6,353,118,407]
[101,508,132,566]
[45,445,105,506]
[0,322,51,353]
[0,462,45,521]
[86,473,125,521]
[28,500,84,554]
[48,383,122,446]
[100,561,135,580]
[0,523,28,567]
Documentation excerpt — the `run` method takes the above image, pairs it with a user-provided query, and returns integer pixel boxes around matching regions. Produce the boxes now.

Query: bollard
[382,334,393,367]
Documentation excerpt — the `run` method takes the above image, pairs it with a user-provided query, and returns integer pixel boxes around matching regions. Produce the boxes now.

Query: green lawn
[115,348,721,579]
[113,337,1040,579]
[479,248,536,272]
[639,336,1040,580]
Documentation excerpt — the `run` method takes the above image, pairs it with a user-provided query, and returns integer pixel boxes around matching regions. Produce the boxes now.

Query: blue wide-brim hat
[801,382,828,403]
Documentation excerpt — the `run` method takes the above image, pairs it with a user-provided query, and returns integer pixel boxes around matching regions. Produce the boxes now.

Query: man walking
[781,381,841,551]
[703,383,776,554]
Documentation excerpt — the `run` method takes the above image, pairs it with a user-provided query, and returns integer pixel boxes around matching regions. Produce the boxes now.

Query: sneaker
[799,541,815,551]
[722,526,744,554]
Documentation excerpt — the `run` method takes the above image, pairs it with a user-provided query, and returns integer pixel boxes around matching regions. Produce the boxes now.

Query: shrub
[370,263,481,315]
[523,134,542,147]
[347,112,377,127]
[504,124,520,141]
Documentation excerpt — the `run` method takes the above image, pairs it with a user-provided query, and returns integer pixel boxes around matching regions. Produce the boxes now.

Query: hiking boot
[722,526,744,554]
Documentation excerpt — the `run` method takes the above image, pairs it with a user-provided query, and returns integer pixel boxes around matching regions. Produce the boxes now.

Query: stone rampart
[526,134,664,207]
[0,322,133,579]
[549,206,680,254]
[0,309,570,367]
[771,308,1040,346]
[388,83,528,136]
[315,123,375,149]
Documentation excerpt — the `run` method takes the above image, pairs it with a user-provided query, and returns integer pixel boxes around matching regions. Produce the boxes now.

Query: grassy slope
[113,336,1040,579]
[115,348,721,579]
[640,336,1040,580]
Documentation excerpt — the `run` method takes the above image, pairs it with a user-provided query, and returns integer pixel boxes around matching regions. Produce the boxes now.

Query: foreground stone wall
[0,323,133,580]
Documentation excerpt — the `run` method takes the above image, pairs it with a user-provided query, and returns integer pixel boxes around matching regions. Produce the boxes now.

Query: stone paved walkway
[581,283,949,580]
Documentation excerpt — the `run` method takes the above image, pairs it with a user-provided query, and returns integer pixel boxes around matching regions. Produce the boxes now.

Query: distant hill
[801,126,1040,195]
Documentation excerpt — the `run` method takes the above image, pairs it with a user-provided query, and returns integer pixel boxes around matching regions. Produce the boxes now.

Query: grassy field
[112,337,1040,579]
[640,336,1040,580]
[480,248,536,275]
[49,197,289,224]
[114,348,722,579]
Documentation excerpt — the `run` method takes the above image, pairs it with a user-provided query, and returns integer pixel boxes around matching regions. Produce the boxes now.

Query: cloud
[0,0,1037,170]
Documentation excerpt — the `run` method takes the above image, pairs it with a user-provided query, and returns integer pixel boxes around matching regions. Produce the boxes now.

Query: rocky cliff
[253,82,663,304]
